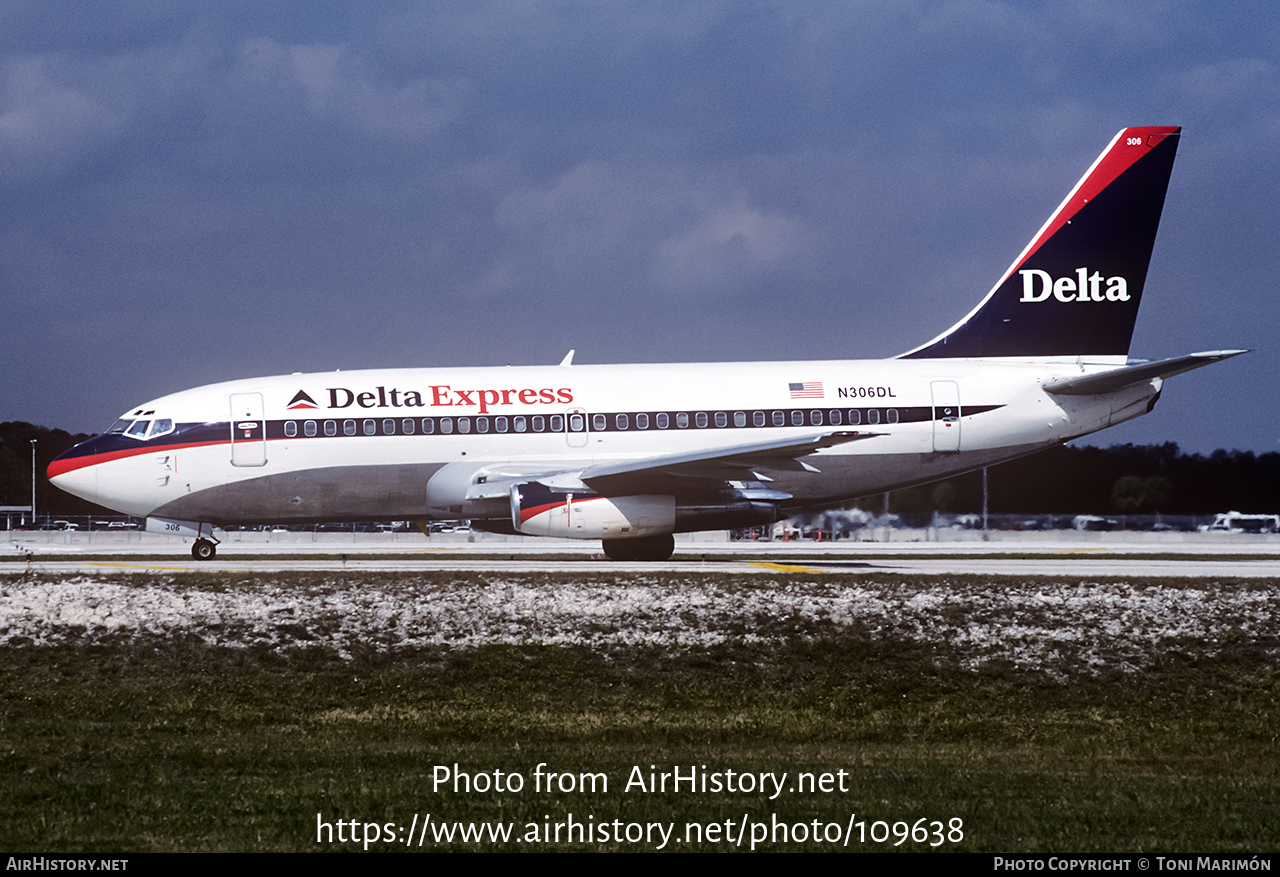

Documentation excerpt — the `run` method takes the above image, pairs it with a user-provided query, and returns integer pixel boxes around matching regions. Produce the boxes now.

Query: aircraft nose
[47,439,104,505]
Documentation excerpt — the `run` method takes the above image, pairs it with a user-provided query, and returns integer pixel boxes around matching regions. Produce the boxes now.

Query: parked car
[1073,515,1118,531]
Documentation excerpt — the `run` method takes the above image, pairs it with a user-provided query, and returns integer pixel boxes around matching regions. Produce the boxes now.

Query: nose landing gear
[192,538,218,561]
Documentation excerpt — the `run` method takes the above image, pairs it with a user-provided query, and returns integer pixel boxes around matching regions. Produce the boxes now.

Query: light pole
[30,439,37,525]
[982,466,988,531]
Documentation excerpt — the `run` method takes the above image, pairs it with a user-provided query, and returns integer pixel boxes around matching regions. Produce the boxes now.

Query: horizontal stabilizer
[1042,350,1249,396]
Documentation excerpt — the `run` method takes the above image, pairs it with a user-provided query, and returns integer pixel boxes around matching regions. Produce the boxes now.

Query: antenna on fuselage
[559,349,575,367]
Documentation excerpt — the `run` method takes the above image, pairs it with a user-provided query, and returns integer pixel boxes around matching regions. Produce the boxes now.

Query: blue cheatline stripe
[63,403,1005,459]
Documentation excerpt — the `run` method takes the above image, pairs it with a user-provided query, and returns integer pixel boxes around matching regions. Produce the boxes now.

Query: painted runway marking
[89,562,192,571]
[749,562,826,573]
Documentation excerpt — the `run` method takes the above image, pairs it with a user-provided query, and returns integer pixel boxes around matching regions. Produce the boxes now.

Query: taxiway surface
[7,533,1279,578]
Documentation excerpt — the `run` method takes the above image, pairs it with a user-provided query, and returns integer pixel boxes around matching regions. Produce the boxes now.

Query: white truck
[1197,512,1280,534]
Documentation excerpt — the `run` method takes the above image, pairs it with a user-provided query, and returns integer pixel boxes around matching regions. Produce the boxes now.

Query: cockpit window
[126,420,150,439]
[148,419,174,440]
[107,419,132,434]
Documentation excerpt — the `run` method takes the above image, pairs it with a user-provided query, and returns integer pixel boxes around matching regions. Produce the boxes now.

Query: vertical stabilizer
[900,127,1180,360]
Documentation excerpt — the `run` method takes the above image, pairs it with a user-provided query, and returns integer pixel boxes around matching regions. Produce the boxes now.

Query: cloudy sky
[3,1,1277,454]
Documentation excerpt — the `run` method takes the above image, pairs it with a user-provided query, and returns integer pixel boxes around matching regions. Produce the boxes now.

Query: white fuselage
[49,357,1159,532]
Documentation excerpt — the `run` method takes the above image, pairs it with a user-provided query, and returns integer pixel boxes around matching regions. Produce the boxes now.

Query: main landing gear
[602,533,675,561]
[192,538,218,561]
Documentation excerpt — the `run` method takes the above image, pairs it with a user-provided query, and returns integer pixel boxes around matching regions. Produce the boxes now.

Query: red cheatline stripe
[47,439,230,478]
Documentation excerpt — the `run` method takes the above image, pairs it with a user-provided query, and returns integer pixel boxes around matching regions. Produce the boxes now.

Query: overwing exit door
[565,407,589,448]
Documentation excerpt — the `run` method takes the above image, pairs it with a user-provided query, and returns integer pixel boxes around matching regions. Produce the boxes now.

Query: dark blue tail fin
[900,126,1181,361]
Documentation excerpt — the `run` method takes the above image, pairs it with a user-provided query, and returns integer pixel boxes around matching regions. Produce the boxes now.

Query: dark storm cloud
[2,1,1277,453]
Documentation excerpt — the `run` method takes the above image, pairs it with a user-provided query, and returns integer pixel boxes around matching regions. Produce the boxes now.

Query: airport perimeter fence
[7,512,1275,540]
[732,513,1262,541]
[1,514,429,534]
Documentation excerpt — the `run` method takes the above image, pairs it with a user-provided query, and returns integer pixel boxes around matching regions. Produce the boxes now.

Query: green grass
[3,611,1277,852]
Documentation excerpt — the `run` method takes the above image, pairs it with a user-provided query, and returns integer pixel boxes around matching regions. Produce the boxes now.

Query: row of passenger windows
[283,414,565,438]
[592,409,901,430]
[280,408,905,439]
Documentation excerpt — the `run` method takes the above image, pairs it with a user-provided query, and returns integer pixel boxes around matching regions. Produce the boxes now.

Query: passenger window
[848,409,861,425]
[476,417,489,434]
[636,413,649,430]
[810,410,822,426]
[344,420,357,436]
[734,411,746,427]
[382,419,395,434]
[363,419,376,436]
[887,408,899,424]
[754,411,766,428]
[531,416,544,432]
[829,410,842,426]
[549,415,563,432]
[324,420,337,436]
[495,416,508,433]
[403,418,415,435]
[772,411,785,427]
[458,418,471,434]
[616,413,629,430]
[676,412,689,428]
[284,421,297,438]
[422,418,435,434]
[514,416,527,433]
[569,414,584,432]
[304,420,317,437]
[791,410,804,426]
[440,418,453,434]
[714,412,728,428]
[694,412,707,428]
[656,413,669,429]
[868,409,881,425]
[592,414,606,431]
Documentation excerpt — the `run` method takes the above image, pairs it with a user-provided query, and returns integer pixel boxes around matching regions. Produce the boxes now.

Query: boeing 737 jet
[49,126,1243,560]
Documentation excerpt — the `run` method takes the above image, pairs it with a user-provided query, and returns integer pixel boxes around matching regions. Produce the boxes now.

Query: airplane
[48,125,1245,561]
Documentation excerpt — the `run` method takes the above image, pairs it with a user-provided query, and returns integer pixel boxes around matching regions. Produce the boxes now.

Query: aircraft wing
[579,429,883,494]
[444,430,882,521]
[1042,350,1248,396]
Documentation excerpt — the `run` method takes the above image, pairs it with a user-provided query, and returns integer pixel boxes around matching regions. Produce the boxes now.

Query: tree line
[883,442,1279,517]
[2,420,1276,517]
[0,422,105,515]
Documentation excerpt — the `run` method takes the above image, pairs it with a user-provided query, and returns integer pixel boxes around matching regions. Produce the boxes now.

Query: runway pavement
[6,532,1279,577]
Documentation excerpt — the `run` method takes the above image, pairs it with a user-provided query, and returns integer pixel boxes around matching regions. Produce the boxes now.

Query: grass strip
[2,615,1276,851]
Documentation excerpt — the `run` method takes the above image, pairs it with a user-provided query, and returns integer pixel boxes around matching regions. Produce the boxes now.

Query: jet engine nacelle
[511,482,675,540]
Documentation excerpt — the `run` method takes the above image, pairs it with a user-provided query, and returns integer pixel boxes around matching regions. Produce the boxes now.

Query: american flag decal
[789,381,824,399]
